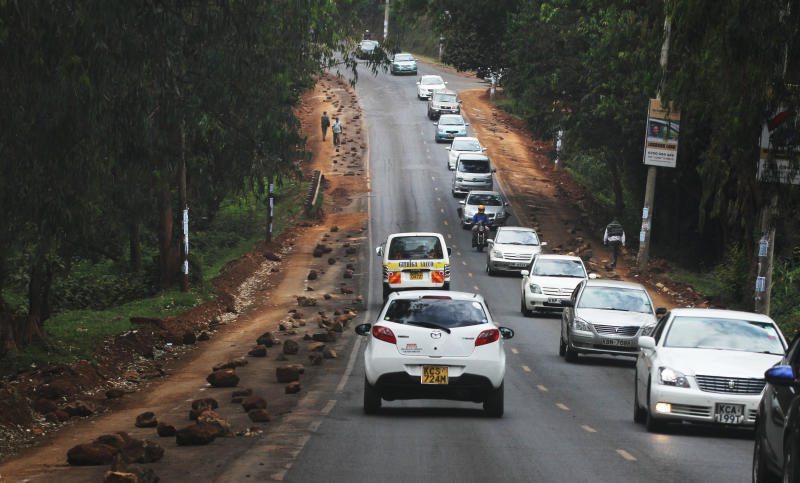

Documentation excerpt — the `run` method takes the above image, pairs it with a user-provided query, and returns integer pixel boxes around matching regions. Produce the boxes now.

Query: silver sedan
[486,227,546,275]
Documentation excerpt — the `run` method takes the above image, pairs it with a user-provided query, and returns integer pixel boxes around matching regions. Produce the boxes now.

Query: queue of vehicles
[354,57,797,480]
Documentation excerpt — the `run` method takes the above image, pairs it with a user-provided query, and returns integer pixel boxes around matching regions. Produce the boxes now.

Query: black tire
[363,377,381,414]
[645,383,665,433]
[382,284,391,302]
[442,282,450,291]
[564,334,579,363]
[753,421,779,483]
[484,382,504,418]
[785,435,800,483]
[521,297,532,317]
[558,335,566,356]
[633,375,646,424]
[486,264,496,276]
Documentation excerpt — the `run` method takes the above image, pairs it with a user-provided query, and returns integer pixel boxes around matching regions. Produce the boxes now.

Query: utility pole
[266,173,274,242]
[755,194,778,314]
[179,121,189,292]
[383,0,389,42]
[637,12,672,271]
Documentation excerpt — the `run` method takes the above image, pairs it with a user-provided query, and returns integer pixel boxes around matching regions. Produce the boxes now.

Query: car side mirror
[588,273,598,279]
[445,147,451,151]
[491,167,497,173]
[447,247,452,256]
[765,365,796,386]
[541,241,548,247]
[416,82,420,85]
[445,81,449,84]
[376,246,383,257]
[433,122,438,126]
[638,336,656,350]
[458,99,463,103]
[656,307,667,316]
[458,200,465,205]
[465,122,470,126]
[561,299,574,307]
[482,147,488,151]
[487,239,494,247]
[499,327,514,339]
[355,323,372,336]
[520,270,529,276]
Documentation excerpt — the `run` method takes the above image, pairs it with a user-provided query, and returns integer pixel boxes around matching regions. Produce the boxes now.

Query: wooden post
[179,122,189,292]
[755,193,778,314]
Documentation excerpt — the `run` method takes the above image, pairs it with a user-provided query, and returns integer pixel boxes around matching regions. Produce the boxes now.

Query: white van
[376,232,451,300]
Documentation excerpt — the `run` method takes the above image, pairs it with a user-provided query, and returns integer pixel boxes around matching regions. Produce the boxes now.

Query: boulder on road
[206,369,239,388]
[256,331,279,347]
[276,366,300,383]
[323,349,337,359]
[105,388,125,399]
[135,411,158,428]
[120,439,164,464]
[307,342,325,352]
[309,353,323,366]
[175,423,219,446]
[241,395,267,412]
[212,358,248,371]
[67,443,118,466]
[197,410,232,437]
[283,339,299,355]
[191,398,219,411]
[248,345,267,357]
[285,382,301,394]
[297,296,317,307]
[64,400,94,418]
[248,409,271,422]
[156,422,176,437]
[94,433,128,450]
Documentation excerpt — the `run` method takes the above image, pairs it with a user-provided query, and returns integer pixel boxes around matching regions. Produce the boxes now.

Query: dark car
[753,335,800,482]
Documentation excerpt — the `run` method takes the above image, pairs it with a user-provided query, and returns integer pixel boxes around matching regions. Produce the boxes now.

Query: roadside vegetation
[391,0,800,333]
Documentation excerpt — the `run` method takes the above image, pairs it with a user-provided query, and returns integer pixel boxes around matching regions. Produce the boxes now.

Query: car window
[422,76,444,85]
[786,334,800,366]
[652,316,669,343]
[387,236,444,260]
[383,299,488,328]
[439,116,464,125]
[466,194,503,206]
[576,286,653,313]
[394,54,413,61]
[495,230,539,245]
[532,259,586,278]
[663,316,785,355]
[570,282,583,302]
[458,159,490,173]
[451,139,481,151]
[434,93,457,102]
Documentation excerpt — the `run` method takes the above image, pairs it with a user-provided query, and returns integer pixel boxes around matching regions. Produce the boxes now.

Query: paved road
[285,62,753,482]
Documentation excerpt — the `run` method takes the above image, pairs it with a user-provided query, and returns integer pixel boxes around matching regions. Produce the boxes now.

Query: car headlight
[528,283,542,294]
[640,324,656,336]
[658,366,690,388]
[491,249,503,259]
[572,317,592,332]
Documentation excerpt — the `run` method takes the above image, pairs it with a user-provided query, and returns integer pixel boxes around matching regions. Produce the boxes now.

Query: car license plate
[714,403,745,424]
[513,262,528,268]
[409,271,423,280]
[547,297,560,303]
[600,338,634,347]
[422,366,448,385]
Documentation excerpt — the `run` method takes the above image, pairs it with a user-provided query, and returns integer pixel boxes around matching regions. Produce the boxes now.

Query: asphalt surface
[284,62,754,482]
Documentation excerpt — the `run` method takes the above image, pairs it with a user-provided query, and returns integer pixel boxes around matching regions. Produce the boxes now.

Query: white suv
[355,291,514,416]
[520,254,590,316]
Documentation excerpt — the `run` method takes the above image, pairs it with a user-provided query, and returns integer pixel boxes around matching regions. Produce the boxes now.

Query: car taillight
[372,326,397,344]
[475,329,500,347]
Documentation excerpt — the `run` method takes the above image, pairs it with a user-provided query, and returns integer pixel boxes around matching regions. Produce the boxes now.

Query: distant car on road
[451,153,494,196]
[356,40,379,60]
[354,290,514,417]
[753,334,800,482]
[446,136,486,170]
[561,280,661,362]
[458,190,508,229]
[486,227,547,276]
[416,74,447,99]
[376,232,451,300]
[434,114,469,143]
[390,53,417,75]
[520,254,586,316]
[633,308,786,433]
[427,89,460,119]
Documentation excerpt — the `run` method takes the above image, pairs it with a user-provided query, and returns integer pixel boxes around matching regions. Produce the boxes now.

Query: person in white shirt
[332,118,343,145]
[603,218,626,268]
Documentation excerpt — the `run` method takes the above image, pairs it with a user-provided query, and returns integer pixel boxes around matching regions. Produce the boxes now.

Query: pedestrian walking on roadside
[603,218,626,268]
[321,111,330,141]
[332,117,343,145]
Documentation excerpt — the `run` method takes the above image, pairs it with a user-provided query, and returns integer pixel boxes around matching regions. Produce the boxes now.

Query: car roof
[421,74,444,81]
[387,232,446,239]
[432,89,457,95]
[466,190,501,197]
[497,226,535,232]
[668,307,776,323]
[439,114,464,121]
[457,153,489,161]
[534,253,581,261]
[584,279,647,290]
[452,136,480,143]
[388,290,485,303]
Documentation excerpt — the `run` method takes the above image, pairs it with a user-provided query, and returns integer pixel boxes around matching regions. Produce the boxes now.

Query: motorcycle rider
[472,205,490,247]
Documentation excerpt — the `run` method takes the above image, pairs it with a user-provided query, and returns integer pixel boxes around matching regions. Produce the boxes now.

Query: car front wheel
[752,421,778,483]
[645,382,666,433]
[564,334,579,363]
[484,382,504,418]
[363,377,381,414]
[633,374,646,423]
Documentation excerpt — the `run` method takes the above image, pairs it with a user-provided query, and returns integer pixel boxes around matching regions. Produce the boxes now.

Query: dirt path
[0,74,370,482]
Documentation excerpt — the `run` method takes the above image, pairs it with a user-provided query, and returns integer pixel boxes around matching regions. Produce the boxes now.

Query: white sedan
[355,291,514,417]
[446,136,486,170]
[416,74,447,99]
[634,308,787,432]
[520,254,588,316]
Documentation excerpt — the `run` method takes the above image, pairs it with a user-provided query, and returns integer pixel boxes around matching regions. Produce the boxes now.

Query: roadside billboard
[643,98,680,168]
[757,109,799,185]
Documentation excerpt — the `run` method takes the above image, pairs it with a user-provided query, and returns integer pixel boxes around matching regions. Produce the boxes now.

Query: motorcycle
[474,221,490,252]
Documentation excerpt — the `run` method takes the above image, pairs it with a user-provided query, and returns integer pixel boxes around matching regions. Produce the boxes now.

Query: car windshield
[434,93,457,102]
[663,316,785,354]
[394,54,413,61]
[577,286,652,313]
[383,298,488,328]
[496,230,539,245]
[458,159,490,173]
[439,116,464,125]
[532,259,585,277]
[466,194,503,206]
[387,236,444,260]
[452,139,481,151]
[422,76,444,85]
[360,40,376,49]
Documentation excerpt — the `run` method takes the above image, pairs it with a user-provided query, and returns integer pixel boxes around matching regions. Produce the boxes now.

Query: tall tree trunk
[129,219,142,272]
[23,248,49,345]
[158,180,175,289]
[0,251,17,357]
[608,156,624,217]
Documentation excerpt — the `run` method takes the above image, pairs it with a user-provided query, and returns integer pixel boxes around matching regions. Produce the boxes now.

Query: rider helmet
[478,205,485,212]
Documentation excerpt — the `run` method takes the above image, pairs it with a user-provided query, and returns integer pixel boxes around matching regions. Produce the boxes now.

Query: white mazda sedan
[355,291,514,417]
[634,308,787,432]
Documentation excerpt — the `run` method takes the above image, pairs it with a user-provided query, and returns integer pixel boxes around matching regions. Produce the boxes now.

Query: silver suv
[427,89,460,120]
[451,153,495,197]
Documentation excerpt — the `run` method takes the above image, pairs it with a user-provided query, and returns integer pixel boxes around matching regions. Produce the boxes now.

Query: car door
[764,336,800,462]
[636,312,670,402]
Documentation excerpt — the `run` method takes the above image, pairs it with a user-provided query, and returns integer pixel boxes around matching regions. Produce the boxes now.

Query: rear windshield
[451,139,481,151]
[532,259,585,277]
[421,76,444,85]
[388,236,444,260]
[384,299,488,328]
[434,93,457,102]
[458,158,490,173]
[467,193,503,206]
[394,54,413,61]
[439,116,464,125]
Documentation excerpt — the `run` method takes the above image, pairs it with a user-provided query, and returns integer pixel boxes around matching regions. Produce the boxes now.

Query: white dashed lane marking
[556,403,570,411]
[537,384,548,392]
[522,365,531,372]
[616,449,637,461]
[581,425,597,433]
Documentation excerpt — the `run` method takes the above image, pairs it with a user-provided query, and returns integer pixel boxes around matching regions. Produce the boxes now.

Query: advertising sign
[643,99,680,168]
[757,109,800,185]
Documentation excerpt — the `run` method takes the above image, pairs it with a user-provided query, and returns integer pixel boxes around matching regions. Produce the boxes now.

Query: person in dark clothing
[321,112,330,141]
[603,218,626,268]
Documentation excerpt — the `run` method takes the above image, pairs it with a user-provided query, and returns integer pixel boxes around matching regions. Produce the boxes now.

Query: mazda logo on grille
[430,331,442,339]
[728,379,736,389]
